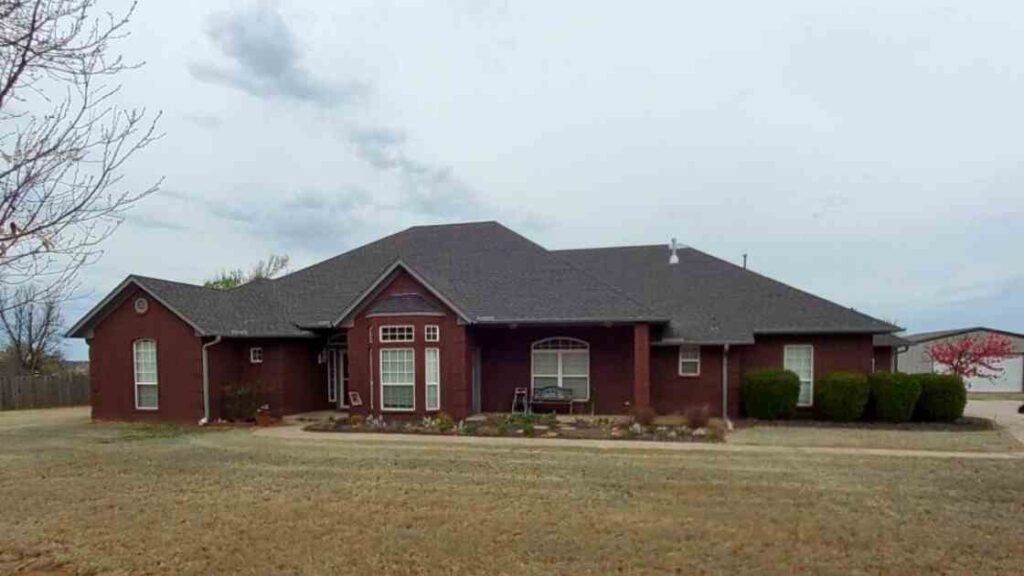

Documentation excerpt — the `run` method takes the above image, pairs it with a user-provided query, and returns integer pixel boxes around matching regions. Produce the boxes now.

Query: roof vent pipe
[668,238,680,265]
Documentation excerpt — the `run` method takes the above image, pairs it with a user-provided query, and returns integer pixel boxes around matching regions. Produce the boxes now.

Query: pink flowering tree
[926,333,1014,382]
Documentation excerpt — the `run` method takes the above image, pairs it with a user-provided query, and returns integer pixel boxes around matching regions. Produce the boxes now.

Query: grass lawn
[2,408,1023,575]
[730,423,1023,453]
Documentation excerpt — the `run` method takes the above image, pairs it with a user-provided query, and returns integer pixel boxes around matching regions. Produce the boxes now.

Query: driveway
[966,399,1024,445]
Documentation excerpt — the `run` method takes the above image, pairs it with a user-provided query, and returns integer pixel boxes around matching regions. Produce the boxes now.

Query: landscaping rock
[692,428,707,437]
[610,428,625,439]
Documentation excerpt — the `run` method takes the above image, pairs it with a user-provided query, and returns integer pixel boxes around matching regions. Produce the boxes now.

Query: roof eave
[65,276,209,339]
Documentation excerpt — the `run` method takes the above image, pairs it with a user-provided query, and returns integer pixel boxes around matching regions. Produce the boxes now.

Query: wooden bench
[530,386,575,415]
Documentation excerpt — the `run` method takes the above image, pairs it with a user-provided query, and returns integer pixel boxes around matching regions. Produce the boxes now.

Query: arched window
[133,338,158,410]
[531,338,590,401]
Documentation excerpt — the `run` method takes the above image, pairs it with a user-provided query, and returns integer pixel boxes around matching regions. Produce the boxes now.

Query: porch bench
[531,386,575,415]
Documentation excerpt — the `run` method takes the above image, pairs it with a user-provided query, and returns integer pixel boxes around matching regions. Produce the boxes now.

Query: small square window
[425,325,440,342]
[380,325,414,342]
[250,347,264,364]
[678,345,700,377]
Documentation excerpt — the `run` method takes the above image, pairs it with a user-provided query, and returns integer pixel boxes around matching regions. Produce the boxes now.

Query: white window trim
[425,325,440,342]
[380,347,415,412]
[678,345,701,377]
[784,344,815,407]
[530,337,591,402]
[133,338,158,411]
[379,325,415,343]
[250,347,263,364]
[425,347,441,411]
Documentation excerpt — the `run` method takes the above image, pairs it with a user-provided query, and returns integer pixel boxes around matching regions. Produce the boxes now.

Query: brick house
[67,222,900,423]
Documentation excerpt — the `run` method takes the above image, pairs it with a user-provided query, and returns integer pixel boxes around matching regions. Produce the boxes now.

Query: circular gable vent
[134,297,149,315]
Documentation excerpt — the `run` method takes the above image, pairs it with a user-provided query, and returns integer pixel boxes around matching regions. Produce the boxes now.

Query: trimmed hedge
[867,372,921,423]
[913,374,967,422]
[742,369,800,420]
[814,371,870,422]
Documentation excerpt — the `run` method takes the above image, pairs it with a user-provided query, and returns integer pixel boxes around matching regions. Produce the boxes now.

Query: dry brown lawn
[1,407,1023,576]
[730,423,1023,452]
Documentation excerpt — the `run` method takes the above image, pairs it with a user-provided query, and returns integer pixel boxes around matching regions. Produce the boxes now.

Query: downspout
[722,344,732,428]
[200,336,223,425]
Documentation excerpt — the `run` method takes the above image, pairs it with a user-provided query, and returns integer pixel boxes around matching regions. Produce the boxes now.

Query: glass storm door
[327,348,347,408]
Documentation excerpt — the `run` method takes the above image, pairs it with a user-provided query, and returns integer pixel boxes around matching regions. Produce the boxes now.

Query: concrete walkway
[966,399,1024,444]
[254,422,1024,461]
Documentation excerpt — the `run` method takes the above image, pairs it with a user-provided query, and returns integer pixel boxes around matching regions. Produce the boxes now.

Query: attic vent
[669,238,681,265]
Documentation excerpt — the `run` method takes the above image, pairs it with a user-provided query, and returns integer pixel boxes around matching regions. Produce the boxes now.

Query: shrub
[913,374,967,422]
[685,404,711,429]
[741,369,800,419]
[435,412,455,432]
[348,413,365,427]
[866,372,921,423]
[521,421,535,437]
[221,382,262,421]
[632,406,656,426]
[814,371,870,422]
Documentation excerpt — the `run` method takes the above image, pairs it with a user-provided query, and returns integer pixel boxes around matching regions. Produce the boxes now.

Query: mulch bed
[303,413,727,443]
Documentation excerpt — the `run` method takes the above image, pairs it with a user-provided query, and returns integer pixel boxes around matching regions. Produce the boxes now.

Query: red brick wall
[475,325,635,414]
[88,287,204,423]
[346,270,471,419]
[736,334,875,378]
[651,345,741,418]
[207,338,329,419]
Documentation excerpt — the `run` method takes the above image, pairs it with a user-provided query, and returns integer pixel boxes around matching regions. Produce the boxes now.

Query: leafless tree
[0,0,161,307]
[0,283,65,372]
[204,254,290,289]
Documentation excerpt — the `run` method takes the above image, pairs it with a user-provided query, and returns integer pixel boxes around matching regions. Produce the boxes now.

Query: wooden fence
[0,373,89,410]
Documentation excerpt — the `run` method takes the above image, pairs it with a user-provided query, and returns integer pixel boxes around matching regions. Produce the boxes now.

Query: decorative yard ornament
[926,333,1014,382]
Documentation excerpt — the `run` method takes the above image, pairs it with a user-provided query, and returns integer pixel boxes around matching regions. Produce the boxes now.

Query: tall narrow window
[678,345,700,376]
[380,348,415,410]
[531,338,590,401]
[784,345,814,407]
[133,339,158,410]
[250,347,263,364]
[425,348,440,411]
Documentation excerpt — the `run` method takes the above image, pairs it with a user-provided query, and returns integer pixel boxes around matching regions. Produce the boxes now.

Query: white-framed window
[133,338,158,410]
[425,348,440,411]
[250,347,263,364]
[784,345,814,407]
[380,325,414,343]
[531,337,590,401]
[678,345,700,376]
[380,348,415,410]
[425,325,440,342]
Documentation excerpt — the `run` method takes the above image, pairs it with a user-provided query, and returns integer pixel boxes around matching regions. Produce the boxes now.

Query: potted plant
[255,404,274,426]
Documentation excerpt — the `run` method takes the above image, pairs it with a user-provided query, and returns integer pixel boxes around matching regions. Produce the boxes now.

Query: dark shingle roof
[555,244,898,344]
[873,333,911,347]
[69,222,898,342]
[367,293,445,316]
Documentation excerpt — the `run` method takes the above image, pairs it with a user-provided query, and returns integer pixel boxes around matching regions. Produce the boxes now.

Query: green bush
[741,369,800,420]
[867,372,921,423]
[221,382,262,421]
[913,374,967,422]
[814,372,870,422]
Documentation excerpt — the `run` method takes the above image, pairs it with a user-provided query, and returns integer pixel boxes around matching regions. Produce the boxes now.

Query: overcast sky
[63,0,1024,359]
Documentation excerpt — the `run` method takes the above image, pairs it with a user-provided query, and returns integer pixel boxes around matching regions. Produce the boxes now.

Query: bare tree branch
[0,0,160,308]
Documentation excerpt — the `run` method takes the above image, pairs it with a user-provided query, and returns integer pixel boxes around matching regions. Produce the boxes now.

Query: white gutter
[200,336,223,425]
[722,344,732,428]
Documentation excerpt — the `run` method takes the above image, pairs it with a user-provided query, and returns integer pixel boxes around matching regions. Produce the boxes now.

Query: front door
[327,347,348,408]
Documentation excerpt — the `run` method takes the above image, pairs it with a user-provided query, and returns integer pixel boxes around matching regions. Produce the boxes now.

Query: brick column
[633,323,650,410]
